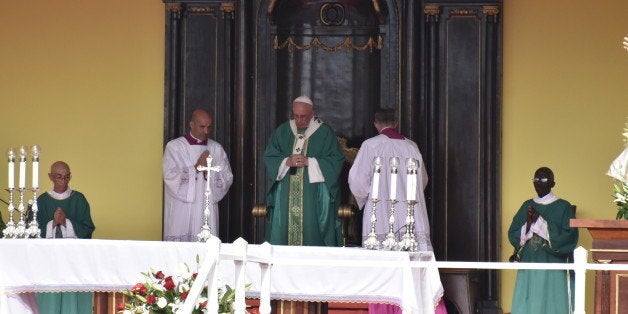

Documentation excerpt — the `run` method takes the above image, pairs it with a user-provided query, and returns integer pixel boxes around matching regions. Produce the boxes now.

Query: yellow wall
[502,0,628,311]
[0,1,164,240]
[1,0,628,311]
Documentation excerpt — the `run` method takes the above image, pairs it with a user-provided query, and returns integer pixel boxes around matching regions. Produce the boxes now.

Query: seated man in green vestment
[263,96,345,247]
[35,161,95,314]
[508,167,578,314]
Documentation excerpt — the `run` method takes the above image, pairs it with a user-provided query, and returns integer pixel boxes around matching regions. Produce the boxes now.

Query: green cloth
[264,121,344,246]
[36,191,95,239]
[35,191,95,314]
[508,198,578,314]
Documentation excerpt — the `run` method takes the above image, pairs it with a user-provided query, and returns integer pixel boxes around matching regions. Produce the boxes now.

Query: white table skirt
[0,238,443,313]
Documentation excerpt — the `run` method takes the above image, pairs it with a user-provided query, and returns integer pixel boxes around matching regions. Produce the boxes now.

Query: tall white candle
[18,146,26,189]
[8,148,15,189]
[406,158,417,201]
[389,157,399,200]
[31,145,40,188]
[371,157,382,200]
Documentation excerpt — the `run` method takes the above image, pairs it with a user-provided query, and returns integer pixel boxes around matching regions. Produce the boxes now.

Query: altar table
[0,239,443,313]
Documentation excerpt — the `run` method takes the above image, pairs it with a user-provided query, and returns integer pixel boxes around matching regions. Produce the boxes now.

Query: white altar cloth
[0,239,443,313]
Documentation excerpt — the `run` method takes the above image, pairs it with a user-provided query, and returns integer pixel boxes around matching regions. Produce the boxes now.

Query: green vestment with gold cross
[264,118,344,246]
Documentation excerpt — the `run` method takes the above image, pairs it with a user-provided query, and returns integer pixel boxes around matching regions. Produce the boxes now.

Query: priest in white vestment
[163,109,233,242]
[348,109,433,251]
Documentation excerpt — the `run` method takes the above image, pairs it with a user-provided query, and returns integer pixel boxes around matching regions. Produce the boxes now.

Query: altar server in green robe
[264,96,345,246]
[508,167,578,314]
[35,161,95,314]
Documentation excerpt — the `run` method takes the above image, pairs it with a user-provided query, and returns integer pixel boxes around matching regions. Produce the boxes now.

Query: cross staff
[196,155,222,242]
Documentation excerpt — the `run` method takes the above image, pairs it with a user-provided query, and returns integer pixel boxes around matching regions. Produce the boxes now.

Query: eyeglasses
[532,177,549,183]
[53,174,71,181]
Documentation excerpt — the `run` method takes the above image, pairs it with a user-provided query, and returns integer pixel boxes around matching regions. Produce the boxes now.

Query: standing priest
[163,109,233,242]
[36,161,95,314]
[263,96,345,247]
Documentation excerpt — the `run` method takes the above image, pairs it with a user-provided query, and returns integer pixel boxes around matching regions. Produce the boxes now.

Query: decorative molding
[188,6,217,19]
[165,3,182,19]
[267,0,278,25]
[320,3,345,26]
[482,6,499,22]
[450,9,478,16]
[220,3,235,20]
[371,0,385,25]
[273,35,383,53]
[424,5,440,23]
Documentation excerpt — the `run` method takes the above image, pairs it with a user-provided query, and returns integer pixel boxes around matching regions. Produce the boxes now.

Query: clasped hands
[195,150,211,170]
[525,206,540,233]
[288,154,308,167]
[53,207,67,227]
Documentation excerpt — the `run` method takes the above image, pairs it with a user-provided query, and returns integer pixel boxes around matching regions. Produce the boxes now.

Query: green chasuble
[35,191,95,314]
[508,198,578,314]
[264,119,345,246]
[0,210,5,232]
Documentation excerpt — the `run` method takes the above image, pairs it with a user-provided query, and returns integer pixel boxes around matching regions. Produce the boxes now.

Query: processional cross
[196,155,222,242]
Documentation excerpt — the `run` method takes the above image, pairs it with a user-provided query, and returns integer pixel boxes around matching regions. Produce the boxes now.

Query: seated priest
[35,161,95,314]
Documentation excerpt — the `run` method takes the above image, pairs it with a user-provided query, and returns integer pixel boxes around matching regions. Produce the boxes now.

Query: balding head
[48,161,71,193]
[189,109,213,141]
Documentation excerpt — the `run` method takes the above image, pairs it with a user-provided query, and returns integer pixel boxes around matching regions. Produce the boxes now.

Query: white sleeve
[63,220,77,239]
[208,144,234,203]
[530,216,549,242]
[307,158,325,183]
[163,141,197,203]
[348,148,371,210]
[276,158,290,181]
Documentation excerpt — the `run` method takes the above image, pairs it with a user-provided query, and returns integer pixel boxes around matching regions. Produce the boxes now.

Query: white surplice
[163,137,233,242]
[348,134,432,251]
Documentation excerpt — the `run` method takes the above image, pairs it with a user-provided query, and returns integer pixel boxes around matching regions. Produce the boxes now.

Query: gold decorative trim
[188,6,217,18]
[220,3,235,19]
[165,3,182,19]
[320,3,345,26]
[482,6,499,21]
[424,5,440,22]
[590,248,628,253]
[371,0,385,24]
[450,9,478,16]
[273,35,383,52]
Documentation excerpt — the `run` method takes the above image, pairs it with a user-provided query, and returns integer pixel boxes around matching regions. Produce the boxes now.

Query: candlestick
[8,148,15,189]
[389,157,399,201]
[31,145,40,189]
[18,146,26,189]
[406,158,417,202]
[371,157,382,200]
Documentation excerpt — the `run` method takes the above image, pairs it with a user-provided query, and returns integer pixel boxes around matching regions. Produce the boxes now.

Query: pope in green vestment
[508,167,578,314]
[264,97,345,247]
[34,161,95,314]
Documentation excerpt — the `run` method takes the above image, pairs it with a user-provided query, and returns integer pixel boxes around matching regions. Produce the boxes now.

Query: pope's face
[292,102,314,130]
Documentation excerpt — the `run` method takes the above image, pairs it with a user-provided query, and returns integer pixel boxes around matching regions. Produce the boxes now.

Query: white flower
[178,283,190,293]
[616,192,627,203]
[157,297,168,308]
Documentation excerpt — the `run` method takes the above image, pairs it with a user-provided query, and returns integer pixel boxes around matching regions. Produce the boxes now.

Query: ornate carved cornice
[424,5,440,23]
[450,9,478,16]
[165,3,182,19]
[483,6,500,22]
[188,6,217,19]
[220,3,235,20]
[273,35,383,53]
